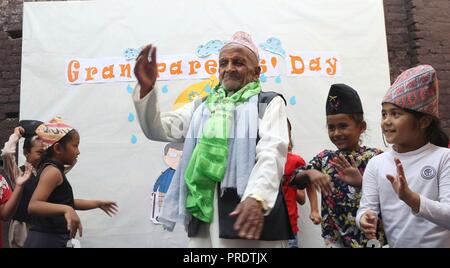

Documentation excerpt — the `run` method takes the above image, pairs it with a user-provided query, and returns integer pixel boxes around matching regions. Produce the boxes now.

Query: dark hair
[41,129,78,164]
[407,109,449,148]
[326,113,365,126]
[23,135,39,154]
[164,142,184,155]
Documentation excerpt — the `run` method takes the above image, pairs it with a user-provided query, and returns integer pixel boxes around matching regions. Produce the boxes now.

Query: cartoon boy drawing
[150,142,183,224]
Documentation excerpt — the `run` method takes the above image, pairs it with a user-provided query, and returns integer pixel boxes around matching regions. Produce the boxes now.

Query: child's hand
[97,201,118,217]
[14,126,25,138]
[386,158,412,200]
[332,154,362,187]
[360,210,377,239]
[229,197,265,240]
[64,207,83,238]
[386,158,420,213]
[15,163,32,187]
[309,211,322,225]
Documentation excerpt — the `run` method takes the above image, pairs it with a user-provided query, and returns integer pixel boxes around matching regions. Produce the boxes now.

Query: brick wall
[410,0,450,135]
[0,0,23,147]
[384,0,414,79]
[1,0,450,148]
[384,0,450,136]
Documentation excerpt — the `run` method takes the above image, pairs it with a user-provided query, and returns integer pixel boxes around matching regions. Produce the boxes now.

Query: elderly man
[133,32,291,247]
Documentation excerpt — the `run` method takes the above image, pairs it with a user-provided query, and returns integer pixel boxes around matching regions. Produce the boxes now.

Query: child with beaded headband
[25,117,118,248]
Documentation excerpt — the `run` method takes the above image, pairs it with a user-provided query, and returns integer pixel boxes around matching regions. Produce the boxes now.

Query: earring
[382,134,388,148]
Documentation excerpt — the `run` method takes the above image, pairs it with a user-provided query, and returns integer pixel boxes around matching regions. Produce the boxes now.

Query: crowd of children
[1,118,118,248]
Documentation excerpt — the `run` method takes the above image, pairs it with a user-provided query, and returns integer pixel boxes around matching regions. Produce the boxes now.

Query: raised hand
[15,163,32,186]
[97,200,119,217]
[229,197,264,240]
[386,158,411,200]
[134,44,158,98]
[386,157,420,212]
[332,154,362,187]
[14,126,25,138]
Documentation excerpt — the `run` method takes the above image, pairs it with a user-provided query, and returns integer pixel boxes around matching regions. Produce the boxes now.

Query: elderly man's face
[219,44,260,92]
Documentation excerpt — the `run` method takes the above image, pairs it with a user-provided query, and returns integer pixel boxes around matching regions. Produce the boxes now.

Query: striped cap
[221,31,259,61]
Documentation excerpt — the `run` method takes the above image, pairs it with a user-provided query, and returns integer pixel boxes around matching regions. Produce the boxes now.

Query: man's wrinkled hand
[134,44,158,98]
[229,197,265,240]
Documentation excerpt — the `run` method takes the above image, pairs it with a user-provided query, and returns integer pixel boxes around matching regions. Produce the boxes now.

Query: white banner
[21,0,390,248]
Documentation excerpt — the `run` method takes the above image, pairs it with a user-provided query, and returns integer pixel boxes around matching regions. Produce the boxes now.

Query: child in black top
[25,118,118,248]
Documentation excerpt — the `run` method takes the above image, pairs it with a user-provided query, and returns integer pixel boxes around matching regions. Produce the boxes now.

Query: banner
[21,0,390,248]
[65,51,340,84]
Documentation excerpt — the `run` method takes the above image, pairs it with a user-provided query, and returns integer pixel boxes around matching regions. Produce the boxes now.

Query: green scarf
[184,81,261,222]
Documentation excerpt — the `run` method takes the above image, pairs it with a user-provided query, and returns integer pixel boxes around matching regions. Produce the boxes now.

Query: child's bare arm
[74,199,99,210]
[307,184,321,224]
[75,199,118,216]
[296,189,305,205]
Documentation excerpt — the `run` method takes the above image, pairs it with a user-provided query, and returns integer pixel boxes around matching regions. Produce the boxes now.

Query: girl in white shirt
[357,65,450,247]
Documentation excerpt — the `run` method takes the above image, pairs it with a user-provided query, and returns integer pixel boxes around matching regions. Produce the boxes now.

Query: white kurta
[133,86,289,213]
[133,85,289,247]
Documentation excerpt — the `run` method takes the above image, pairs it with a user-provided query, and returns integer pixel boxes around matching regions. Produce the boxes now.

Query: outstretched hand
[97,201,119,217]
[134,44,158,98]
[332,154,362,187]
[229,197,264,240]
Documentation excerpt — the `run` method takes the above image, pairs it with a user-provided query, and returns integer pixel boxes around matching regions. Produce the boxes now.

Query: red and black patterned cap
[383,65,439,117]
